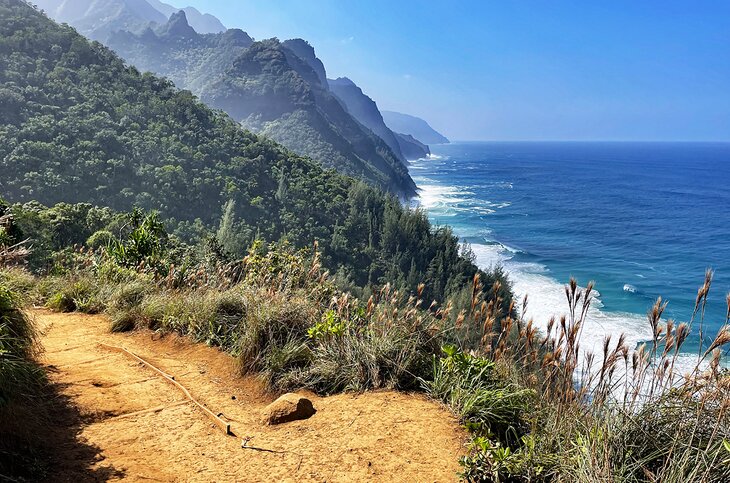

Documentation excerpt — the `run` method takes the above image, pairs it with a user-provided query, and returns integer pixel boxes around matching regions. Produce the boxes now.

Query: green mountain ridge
[106,12,253,94]
[103,13,416,197]
[201,37,416,197]
[0,0,497,307]
[328,76,407,163]
[395,132,431,160]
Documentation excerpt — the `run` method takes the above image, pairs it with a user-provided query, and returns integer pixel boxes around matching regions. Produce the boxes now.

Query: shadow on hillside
[0,365,126,482]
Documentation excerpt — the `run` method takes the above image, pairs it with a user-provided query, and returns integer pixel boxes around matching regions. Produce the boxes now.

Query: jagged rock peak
[330,76,357,87]
[221,28,254,46]
[158,10,197,38]
[283,38,327,86]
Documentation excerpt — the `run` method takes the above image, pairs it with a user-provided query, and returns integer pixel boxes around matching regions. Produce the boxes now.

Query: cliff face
[395,133,431,160]
[328,77,406,163]
[382,111,450,145]
[201,39,416,197]
[37,0,419,197]
[283,39,328,86]
[145,0,226,33]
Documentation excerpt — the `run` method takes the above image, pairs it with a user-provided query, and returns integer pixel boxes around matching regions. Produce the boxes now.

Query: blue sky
[172,1,729,141]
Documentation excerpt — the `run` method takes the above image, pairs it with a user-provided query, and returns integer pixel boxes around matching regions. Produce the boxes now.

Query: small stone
[261,393,316,425]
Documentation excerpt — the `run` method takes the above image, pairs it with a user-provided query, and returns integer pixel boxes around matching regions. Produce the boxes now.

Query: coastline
[409,144,729,373]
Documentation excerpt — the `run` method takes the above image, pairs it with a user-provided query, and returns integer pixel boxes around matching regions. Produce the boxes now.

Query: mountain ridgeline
[33,0,225,40]
[395,132,431,160]
[328,77,407,163]
[101,12,417,196]
[382,111,450,145]
[0,0,510,311]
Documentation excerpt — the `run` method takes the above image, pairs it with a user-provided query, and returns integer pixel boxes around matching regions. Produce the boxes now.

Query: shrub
[427,345,534,446]
[0,268,38,305]
[236,291,316,381]
[0,283,43,407]
[307,310,347,340]
[46,277,104,314]
[86,230,114,250]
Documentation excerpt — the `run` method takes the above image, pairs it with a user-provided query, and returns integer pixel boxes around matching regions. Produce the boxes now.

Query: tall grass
[444,274,730,482]
[0,281,42,405]
[16,240,730,481]
[0,271,47,479]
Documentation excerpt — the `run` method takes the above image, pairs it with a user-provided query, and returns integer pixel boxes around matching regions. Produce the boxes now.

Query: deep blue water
[410,142,730,363]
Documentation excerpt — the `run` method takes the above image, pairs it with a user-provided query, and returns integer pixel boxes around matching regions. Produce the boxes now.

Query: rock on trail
[35,310,465,482]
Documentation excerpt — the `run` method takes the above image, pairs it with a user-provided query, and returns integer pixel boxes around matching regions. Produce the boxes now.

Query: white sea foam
[413,178,512,221]
[471,243,652,361]
[471,242,726,376]
[411,162,728,382]
[416,184,471,209]
[416,176,655,358]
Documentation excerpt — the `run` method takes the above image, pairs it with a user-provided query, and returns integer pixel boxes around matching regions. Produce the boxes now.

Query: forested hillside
[0,0,507,308]
[106,11,253,94]
[103,14,416,197]
[201,37,416,196]
[328,76,406,163]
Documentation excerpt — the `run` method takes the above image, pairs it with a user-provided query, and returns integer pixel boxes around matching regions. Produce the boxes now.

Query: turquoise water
[410,142,730,367]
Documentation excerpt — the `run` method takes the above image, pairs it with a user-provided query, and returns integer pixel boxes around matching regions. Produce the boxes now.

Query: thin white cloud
[340,36,355,44]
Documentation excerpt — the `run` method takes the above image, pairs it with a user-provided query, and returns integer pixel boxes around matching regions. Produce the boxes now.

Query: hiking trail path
[35,310,465,482]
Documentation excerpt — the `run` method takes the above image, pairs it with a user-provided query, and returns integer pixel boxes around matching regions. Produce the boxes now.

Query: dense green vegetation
[0,266,44,479]
[0,0,503,310]
[107,12,254,94]
[3,213,728,481]
[4,2,729,482]
[105,12,416,196]
[204,38,416,196]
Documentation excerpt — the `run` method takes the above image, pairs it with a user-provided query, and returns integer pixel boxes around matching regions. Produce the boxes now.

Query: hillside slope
[0,0,491,304]
[102,15,416,197]
[382,110,450,145]
[107,11,254,93]
[396,132,431,160]
[328,76,406,163]
[200,38,415,196]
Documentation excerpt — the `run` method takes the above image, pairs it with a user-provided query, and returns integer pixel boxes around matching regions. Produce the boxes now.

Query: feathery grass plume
[11,208,730,482]
[704,325,730,357]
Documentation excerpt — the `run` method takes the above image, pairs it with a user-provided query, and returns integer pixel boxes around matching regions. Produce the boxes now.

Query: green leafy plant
[307,310,346,340]
[108,209,167,273]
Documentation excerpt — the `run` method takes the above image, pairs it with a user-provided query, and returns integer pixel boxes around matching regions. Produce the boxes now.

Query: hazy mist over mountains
[32,0,451,197]
[381,111,450,145]
[33,0,224,38]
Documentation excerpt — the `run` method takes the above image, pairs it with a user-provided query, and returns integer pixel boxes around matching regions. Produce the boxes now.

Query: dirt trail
[35,310,465,482]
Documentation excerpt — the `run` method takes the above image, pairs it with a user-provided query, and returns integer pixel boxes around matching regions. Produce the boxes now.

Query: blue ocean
[410,142,730,367]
